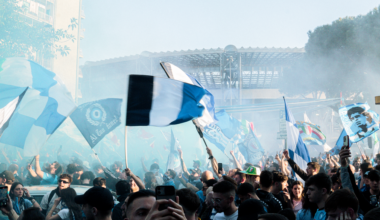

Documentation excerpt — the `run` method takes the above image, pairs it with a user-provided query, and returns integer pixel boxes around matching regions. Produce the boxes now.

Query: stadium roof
[82,45,305,89]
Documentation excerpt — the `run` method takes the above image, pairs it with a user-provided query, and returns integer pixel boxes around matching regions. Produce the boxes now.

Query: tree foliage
[279,6,380,102]
[0,0,77,59]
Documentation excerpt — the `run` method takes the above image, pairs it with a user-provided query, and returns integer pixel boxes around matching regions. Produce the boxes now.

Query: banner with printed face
[339,103,379,143]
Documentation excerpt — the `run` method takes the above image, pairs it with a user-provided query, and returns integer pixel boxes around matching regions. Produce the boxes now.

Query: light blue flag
[326,129,353,157]
[0,58,76,156]
[284,97,311,174]
[166,129,182,174]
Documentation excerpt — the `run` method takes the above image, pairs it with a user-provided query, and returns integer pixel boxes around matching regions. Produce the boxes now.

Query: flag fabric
[126,75,206,126]
[326,129,353,157]
[339,103,379,143]
[0,88,27,135]
[70,98,122,148]
[160,62,217,128]
[284,97,311,172]
[0,58,76,156]
[166,129,182,173]
[296,121,326,146]
[372,132,379,157]
[242,126,265,165]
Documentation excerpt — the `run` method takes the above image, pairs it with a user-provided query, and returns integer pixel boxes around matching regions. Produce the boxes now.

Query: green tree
[279,6,380,104]
[0,0,77,60]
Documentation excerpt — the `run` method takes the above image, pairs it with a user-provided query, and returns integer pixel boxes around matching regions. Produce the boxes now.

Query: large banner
[339,103,379,143]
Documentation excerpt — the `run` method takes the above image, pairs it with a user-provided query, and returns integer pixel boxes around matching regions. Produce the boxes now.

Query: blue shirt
[40,173,58,185]
[313,208,326,220]
[196,190,205,203]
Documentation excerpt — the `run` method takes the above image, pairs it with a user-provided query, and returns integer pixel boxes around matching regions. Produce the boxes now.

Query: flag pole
[192,120,209,149]
[91,148,103,166]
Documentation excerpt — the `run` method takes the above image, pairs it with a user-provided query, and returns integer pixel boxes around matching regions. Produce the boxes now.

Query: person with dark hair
[362,170,380,205]
[111,161,123,177]
[72,166,84,185]
[75,186,114,220]
[237,199,267,220]
[66,164,77,177]
[331,174,341,192]
[305,173,332,220]
[256,170,282,213]
[126,190,156,220]
[325,189,361,220]
[233,169,246,185]
[163,169,176,188]
[9,182,41,215]
[144,172,157,190]
[20,207,45,220]
[93,177,106,188]
[0,171,15,192]
[40,174,72,216]
[364,207,380,220]
[125,168,145,193]
[92,162,105,178]
[46,188,82,220]
[237,183,262,205]
[359,162,373,192]
[278,208,295,220]
[283,150,320,181]
[178,149,202,190]
[27,155,62,185]
[112,180,131,220]
[7,164,22,184]
[213,181,239,220]
[80,171,95,186]
[289,181,303,215]
[176,188,200,220]
[271,171,290,209]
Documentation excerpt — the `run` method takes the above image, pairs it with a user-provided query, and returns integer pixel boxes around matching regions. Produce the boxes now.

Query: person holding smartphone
[9,182,41,215]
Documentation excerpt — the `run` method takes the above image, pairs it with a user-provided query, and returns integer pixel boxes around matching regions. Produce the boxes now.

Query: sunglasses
[59,180,69,184]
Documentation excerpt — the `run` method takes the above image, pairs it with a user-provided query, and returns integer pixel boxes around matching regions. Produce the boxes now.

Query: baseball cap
[74,186,114,210]
[239,166,261,176]
[0,171,15,182]
[193,160,201,167]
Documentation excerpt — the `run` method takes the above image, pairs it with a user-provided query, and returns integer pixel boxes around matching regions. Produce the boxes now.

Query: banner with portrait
[339,103,379,143]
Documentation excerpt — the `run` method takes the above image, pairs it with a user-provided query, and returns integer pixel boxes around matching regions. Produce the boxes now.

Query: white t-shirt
[57,209,74,220]
[214,210,238,220]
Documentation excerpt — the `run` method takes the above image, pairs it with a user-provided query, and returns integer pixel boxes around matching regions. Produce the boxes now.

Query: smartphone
[218,163,223,174]
[0,186,7,207]
[155,185,176,211]
[343,135,350,149]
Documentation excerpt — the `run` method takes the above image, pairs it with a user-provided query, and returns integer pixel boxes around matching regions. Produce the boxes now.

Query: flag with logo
[0,58,76,156]
[70,98,122,148]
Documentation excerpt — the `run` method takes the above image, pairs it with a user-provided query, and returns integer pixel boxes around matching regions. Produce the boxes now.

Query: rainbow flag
[296,121,326,146]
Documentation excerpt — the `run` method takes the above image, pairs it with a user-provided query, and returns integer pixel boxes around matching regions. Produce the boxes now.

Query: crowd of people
[0,145,380,220]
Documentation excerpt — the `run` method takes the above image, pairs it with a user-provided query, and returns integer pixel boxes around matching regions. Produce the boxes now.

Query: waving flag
[326,129,353,157]
[0,88,27,135]
[166,129,182,173]
[0,58,76,156]
[126,75,205,126]
[160,62,217,128]
[70,98,122,148]
[284,97,311,173]
[339,103,379,143]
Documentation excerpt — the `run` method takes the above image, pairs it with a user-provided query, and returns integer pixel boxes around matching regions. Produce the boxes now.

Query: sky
[80,0,380,64]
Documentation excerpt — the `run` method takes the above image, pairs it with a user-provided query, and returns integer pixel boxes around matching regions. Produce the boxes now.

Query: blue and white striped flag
[0,58,76,156]
[126,75,205,126]
[284,97,311,173]
[160,62,217,128]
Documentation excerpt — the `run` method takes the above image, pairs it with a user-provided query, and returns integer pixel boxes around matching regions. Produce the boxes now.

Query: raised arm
[283,150,308,181]
[34,155,44,178]
[206,147,221,178]
[27,164,37,178]
[280,154,290,176]
[141,157,149,173]
[230,151,242,170]
[126,168,146,190]
[178,149,190,177]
